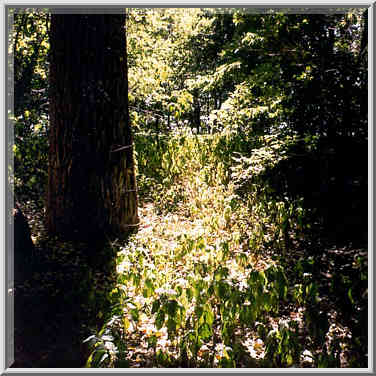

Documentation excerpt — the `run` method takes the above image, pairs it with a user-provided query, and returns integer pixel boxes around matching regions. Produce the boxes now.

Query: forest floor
[114,199,276,367]
[12,171,367,368]
[86,168,367,368]
[110,202,366,368]
[12,200,115,368]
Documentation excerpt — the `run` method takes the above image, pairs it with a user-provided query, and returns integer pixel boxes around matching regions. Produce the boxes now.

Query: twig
[110,144,133,153]
[123,222,140,228]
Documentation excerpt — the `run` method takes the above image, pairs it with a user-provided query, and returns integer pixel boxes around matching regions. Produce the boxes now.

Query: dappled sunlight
[105,157,286,366]
[84,131,366,368]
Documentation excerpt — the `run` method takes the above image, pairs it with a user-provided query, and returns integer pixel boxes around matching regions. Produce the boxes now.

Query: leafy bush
[12,110,49,205]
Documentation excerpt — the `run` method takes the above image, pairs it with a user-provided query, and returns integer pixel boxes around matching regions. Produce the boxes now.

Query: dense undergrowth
[12,127,367,368]
[83,130,368,368]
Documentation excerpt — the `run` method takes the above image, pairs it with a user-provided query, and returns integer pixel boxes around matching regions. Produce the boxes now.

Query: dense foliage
[11,7,368,368]
[82,130,367,368]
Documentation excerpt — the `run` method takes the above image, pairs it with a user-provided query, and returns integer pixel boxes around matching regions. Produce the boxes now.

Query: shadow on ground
[12,235,118,368]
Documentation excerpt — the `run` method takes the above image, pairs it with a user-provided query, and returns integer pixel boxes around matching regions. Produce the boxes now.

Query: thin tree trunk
[47,14,138,241]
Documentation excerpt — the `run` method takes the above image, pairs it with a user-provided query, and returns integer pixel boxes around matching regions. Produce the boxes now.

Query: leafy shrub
[12,110,49,205]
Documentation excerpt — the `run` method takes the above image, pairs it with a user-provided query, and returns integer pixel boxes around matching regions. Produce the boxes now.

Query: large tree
[47,13,138,241]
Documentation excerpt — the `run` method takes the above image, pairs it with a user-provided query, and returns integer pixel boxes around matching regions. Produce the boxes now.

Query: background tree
[201,10,367,243]
[47,13,138,242]
[127,8,216,134]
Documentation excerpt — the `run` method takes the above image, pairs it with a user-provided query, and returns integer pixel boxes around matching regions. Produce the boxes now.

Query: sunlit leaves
[85,129,365,367]
[127,8,214,128]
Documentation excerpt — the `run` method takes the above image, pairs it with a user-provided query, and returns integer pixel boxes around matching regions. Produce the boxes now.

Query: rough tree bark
[47,13,138,241]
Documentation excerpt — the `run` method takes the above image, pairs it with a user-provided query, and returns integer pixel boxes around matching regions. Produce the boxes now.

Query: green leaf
[91,349,107,367]
[219,267,230,279]
[130,308,139,322]
[285,353,293,366]
[215,280,229,300]
[123,316,130,330]
[167,317,176,333]
[193,279,206,299]
[203,306,215,326]
[248,270,259,285]
[145,278,154,291]
[198,323,212,340]
[194,305,204,320]
[239,304,255,325]
[348,288,355,305]
[147,334,158,347]
[166,299,179,318]
[186,288,193,301]
[152,299,161,314]
[156,310,165,330]
[259,270,267,286]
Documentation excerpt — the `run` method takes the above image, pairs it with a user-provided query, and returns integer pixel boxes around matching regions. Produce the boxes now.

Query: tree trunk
[47,14,138,242]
